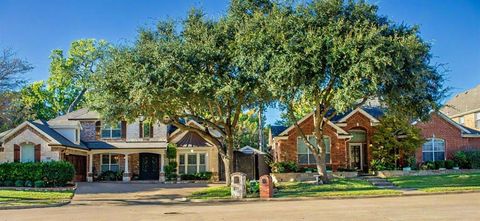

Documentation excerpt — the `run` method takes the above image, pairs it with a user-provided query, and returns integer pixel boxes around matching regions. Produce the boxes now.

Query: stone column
[87,153,93,182]
[123,154,131,182]
[159,153,165,182]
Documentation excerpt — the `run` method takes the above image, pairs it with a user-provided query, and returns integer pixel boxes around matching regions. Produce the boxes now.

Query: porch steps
[359,175,398,189]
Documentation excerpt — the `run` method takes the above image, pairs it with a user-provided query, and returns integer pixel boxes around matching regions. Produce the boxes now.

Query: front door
[65,155,87,182]
[349,144,363,171]
[139,153,159,180]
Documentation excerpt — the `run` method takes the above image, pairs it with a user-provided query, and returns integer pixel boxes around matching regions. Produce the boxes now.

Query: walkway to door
[72,182,224,205]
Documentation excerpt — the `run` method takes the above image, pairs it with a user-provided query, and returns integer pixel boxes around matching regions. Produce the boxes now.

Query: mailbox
[231,172,247,199]
[259,175,273,198]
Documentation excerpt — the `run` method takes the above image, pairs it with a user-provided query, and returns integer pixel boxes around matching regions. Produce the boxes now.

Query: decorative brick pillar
[259,175,273,198]
[87,153,93,182]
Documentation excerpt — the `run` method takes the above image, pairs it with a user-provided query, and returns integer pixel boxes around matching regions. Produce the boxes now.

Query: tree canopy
[245,0,446,182]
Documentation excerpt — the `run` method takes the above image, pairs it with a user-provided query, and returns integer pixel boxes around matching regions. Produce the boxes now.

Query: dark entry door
[349,144,362,171]
[65,155,87,182]
[139,153,159,180]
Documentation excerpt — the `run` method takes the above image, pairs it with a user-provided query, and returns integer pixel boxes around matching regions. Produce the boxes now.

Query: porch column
[123,154,131,182]
[159,153,165,182]
[87,153,93,182]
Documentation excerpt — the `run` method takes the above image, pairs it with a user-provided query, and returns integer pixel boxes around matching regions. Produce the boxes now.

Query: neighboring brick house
[414,112,480,163]
[442,84,480,130]
[0,108,219,182]
[269,107,480,172]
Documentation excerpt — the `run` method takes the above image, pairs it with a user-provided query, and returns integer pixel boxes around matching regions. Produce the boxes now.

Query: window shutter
[34,144,41,162]
[150,124,154,138]
[14,144,20,162]
[121,121,127,139]
[139,122,143,138]
[95,121,101,140]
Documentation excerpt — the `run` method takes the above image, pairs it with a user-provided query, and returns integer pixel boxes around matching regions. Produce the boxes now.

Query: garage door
[65,155,87,182]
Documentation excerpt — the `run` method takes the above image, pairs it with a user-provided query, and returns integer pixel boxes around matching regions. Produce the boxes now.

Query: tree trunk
[224,136,235,186]
[67,88,87,113]
[222,155,232,186]
[313,107,330,184]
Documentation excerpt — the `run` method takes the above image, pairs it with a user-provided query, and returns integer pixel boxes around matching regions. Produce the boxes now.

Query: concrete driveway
[72,182,223,205]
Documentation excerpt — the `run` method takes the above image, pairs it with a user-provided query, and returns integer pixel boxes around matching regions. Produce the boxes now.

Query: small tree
[371,114,424,170]
[164,143,178,180]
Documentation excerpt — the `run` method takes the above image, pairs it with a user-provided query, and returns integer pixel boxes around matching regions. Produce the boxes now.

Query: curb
[188,189,480,204]
[0,200,71,210]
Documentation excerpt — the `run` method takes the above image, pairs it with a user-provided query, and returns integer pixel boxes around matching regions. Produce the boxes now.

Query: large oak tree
[90,1,272,185]
[247,0,446,183]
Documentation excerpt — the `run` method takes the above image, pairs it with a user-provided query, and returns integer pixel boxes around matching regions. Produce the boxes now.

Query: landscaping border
[376,169,480,178]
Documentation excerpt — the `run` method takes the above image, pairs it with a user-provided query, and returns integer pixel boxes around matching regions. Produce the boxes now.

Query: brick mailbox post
[231,172,247,199]
[259,175,273,198]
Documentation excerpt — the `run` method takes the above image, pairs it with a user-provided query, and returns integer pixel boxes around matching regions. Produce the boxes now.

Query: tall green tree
[90,1,273,185]
[18,39,109,120]
[249,0,446,182]
[0,48,32,131]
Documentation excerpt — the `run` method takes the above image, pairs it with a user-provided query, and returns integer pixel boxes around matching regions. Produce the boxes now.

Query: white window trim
[297,135,331,165]
[422,137,446,162]
[101,154,120,171]
[177,152,208,174]
[20,144,35,163]
[101,122,121,139]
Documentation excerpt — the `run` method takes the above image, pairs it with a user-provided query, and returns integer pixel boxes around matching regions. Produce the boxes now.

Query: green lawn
[190,179,400,200]
[388,173,480,192]
[275,179,400,198]
[0,190,74,208]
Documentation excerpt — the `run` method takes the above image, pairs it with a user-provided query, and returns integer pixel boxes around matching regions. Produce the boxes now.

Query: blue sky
[1,0,479,125]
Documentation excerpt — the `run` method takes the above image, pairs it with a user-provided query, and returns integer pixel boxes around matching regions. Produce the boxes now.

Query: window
[178,155,186,174]
[101,122,121,139]
[75,129,80,143]
[297,136,331,165]
[422,138,445,162]
[21,144,35,163]
[101,154,120,172]
[476,113,480,129]
[178,153,208,174]
[187,154,197,174]
[459,117,465,125]
[140,122,152,138]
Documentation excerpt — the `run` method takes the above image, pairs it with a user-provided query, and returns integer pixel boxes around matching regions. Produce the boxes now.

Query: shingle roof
[49,108,100,122]
[330,106,385,122]
[442,84,480,117]
[270,125,288,137]
[174,131,211,147]
[29,120,88,150]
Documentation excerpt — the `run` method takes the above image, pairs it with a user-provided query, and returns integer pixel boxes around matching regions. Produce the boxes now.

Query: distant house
[269,106,480,172]
[0,108,220,182]
[442,84,480,130]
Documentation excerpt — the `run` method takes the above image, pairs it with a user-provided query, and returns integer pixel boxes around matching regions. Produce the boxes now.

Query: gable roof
[278,112,350,137]
[49,108,100,122]
[435,112,480,137]
[442,84,480,117]
[270,125,288,137]
[0,120,88,150]
[331,106,384,122]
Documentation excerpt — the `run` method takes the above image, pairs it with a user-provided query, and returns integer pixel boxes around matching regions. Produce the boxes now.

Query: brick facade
[415,113,480,163]
[273,111,377,171]
[80,121,97,141]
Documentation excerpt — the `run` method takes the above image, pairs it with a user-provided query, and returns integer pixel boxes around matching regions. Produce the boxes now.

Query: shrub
[445,160,455,169]
[337,167,357,172]
[453,150,480,169]
[34,180,45,188]
[247,180,259,194]
[24,180,34,187]
[4,180,14,187]
[0,161,75,187]
[434,160,446,169]
[270,161,298,173]
[98,170,123,181]
[180,172,213,181]
[15,180,25,187]
[0,180,3,186]
[164,161,178,181]
[419,161,435,170]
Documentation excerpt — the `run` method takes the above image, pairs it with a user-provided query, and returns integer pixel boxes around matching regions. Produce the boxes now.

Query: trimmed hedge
[0,161,75,187]
[180,172,213,181]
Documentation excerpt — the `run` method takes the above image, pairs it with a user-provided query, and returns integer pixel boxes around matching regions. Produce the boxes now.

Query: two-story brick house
[270,106,480,172]
[0,108,219,182]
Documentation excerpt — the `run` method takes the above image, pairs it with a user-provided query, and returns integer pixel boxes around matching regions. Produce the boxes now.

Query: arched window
[422,138,445,162]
